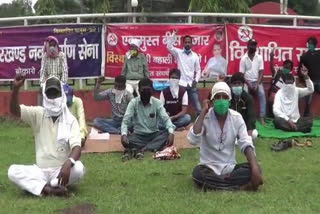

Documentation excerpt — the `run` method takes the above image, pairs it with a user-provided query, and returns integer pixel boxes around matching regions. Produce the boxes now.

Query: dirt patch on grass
[57,203,96,214]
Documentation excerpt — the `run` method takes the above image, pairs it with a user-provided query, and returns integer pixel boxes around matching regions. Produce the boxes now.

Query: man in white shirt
[167,30,201,116]
[159,68,191,130]
[8,75,84,197]
[273,68,314,133]
[188,82,263,191]
[239,38,266,125]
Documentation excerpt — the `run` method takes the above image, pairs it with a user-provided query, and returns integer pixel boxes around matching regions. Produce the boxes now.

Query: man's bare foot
[260,118,265,125]
[42,185,68,197]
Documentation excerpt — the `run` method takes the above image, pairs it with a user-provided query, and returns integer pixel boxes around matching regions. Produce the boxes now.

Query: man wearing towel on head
[8,75,85,197]
[273,66,314,133]
[188,82,263,191]
[121,38,149,96]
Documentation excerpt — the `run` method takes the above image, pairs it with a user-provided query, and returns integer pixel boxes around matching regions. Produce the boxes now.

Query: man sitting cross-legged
[8,75,85,197]
[159,68,191,131]
[273,66,314,133]
[188,82,263,191]
[93,75,133,134]
[121,78,176,161]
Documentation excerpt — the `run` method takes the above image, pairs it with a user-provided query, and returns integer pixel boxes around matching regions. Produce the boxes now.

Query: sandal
[121,150,132,162]
[293,139,304,147]
[271,140,292,151]
[135,152,144,160]
[305,139,313,147]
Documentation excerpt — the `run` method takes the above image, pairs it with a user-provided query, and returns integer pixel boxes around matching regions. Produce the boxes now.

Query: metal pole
[188,15,192,23]
[24,19,28,26]
[293,18,297,26]
[242,16,246,24]
[133,8,136,23]
[79,79,83,89]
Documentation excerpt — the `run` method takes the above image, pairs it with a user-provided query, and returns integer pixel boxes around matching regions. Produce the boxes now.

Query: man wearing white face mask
[160,68,191,131]
[273,68,314,133]
[93,75,133,134]
[8,75,84,197]
[230,72,258,140]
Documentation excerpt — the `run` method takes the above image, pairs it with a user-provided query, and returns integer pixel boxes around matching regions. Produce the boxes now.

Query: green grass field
[0,117,320,214]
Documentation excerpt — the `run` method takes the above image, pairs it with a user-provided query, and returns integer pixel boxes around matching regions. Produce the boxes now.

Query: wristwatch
[68,158,76,166]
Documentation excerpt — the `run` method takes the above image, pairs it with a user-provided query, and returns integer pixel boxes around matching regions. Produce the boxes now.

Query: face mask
[232,86,243,96]
[49,46,55,53]
[308,43,315,51]
[183,47,191,55]
[130,50,138,57]
[44,96,64,117]
[169,79,180,88]
[213,99,229,116]
[282,68,290,75]
[66,97,73,107]
[112,88,125,104]
[140,89,152,104]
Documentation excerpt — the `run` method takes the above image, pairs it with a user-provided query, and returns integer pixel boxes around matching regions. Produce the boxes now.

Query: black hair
[169,68,181,78]
[230,72,245,84]
[138,78,153,89]
[283,59,293,70]
[307,36,317,46]
[115,75,126,85]
[183,35,192,43]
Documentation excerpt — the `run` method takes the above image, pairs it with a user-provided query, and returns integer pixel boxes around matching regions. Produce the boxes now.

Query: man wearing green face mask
[64,84,88,147]
[298,36,320,117]
[121,39,149,96]
[230,72,258,141]
[269,49,294,117]
[188,82,263,191]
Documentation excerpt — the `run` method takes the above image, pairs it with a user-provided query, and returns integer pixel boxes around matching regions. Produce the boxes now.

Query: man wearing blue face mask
[230,72,258,140]
[187,82,263,191]
[167,29,202,116]
[298,36,320,117]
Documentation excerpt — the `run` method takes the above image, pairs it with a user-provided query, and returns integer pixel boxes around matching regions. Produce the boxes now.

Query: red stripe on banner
[105,24,226,79]
[227,24,320,76]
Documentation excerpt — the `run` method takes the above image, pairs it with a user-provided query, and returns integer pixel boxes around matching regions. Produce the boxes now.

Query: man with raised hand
[167,29,202,116]
[188,82,263,191]
[8,75,84,197]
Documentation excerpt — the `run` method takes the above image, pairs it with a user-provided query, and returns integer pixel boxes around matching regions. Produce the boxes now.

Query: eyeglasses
[218,131,226,151]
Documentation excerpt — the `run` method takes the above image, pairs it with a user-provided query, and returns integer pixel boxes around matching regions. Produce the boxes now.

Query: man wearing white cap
[8,75,85,197]
[121,38,149,96]
[187,82,263,191]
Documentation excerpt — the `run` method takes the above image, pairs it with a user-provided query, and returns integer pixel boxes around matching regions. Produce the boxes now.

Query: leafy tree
[188,0,252,13]
[0,0,33,18]
[35,0,56,16]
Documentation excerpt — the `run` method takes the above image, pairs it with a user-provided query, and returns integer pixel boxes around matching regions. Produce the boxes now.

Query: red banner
[227,24,320,76]
[105,24,226,79]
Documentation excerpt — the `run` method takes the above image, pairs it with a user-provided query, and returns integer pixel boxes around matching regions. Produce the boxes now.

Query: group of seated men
[7,47,317,195]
